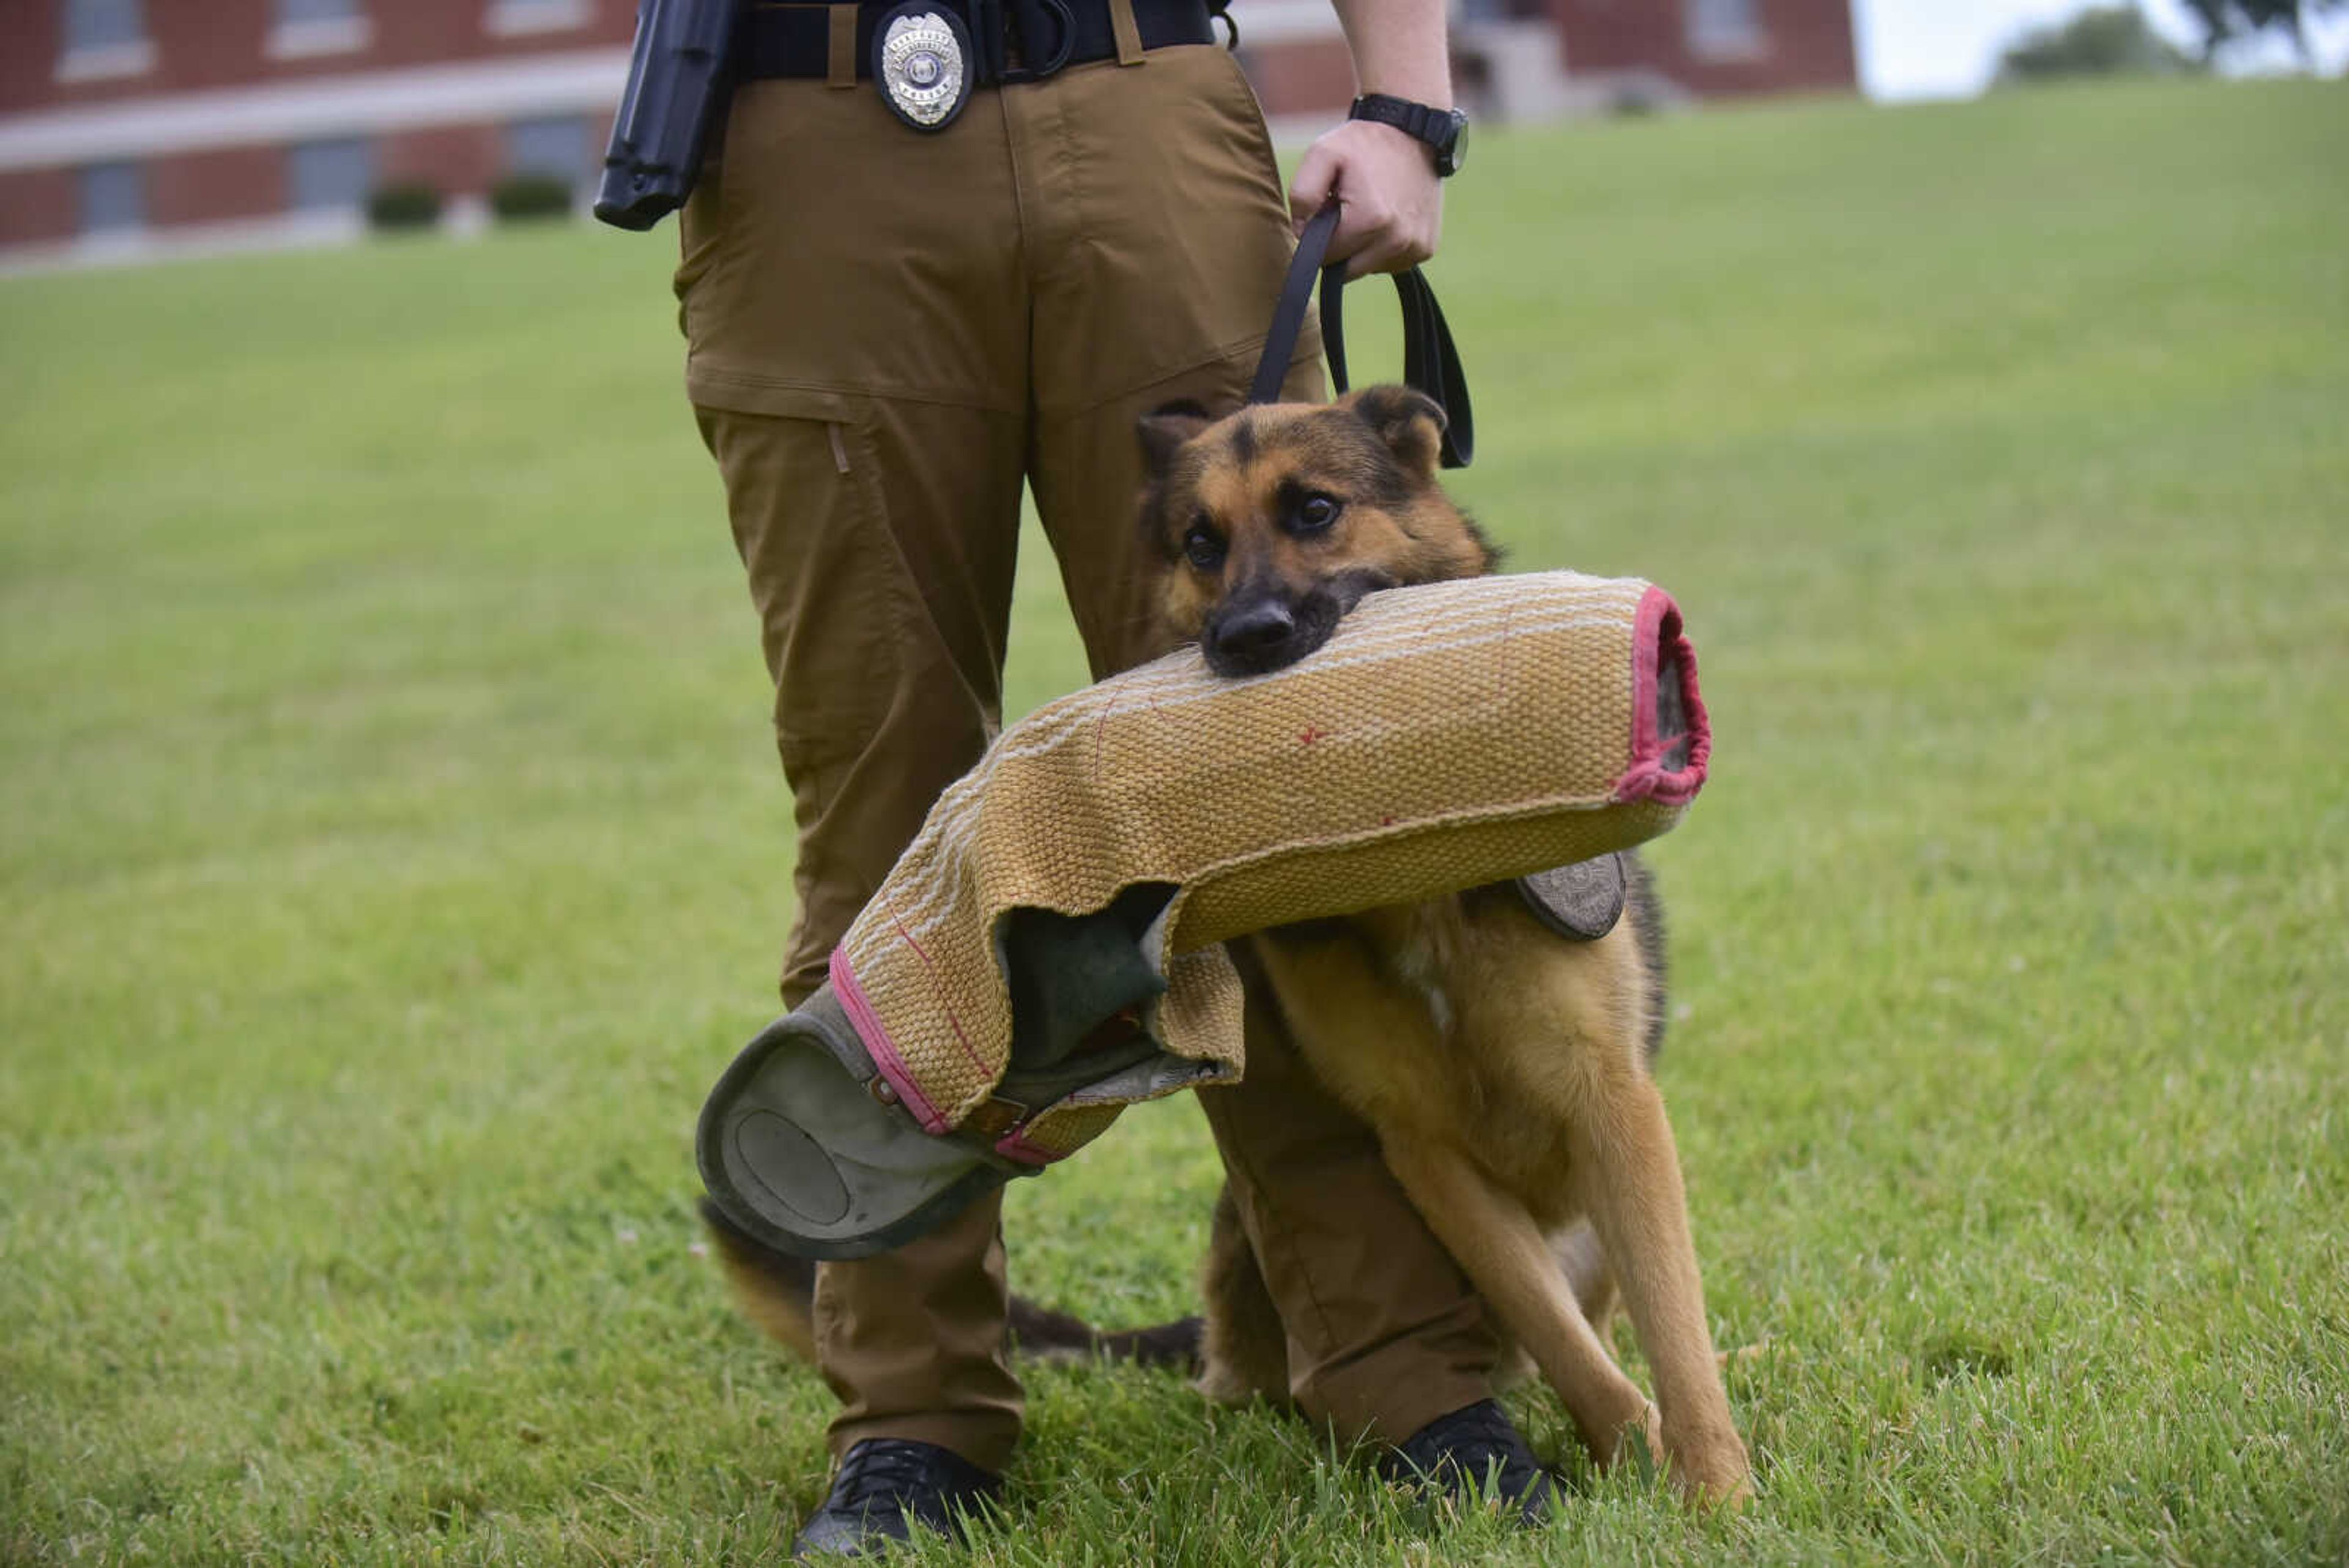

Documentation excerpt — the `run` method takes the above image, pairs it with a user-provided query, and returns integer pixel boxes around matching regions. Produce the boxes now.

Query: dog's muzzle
[1203,570,1392,678]
[1204,596,1326,677]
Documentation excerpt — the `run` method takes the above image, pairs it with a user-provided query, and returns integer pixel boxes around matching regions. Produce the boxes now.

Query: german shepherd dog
[1128,385,1753,1506]
[699,385,1750,1506]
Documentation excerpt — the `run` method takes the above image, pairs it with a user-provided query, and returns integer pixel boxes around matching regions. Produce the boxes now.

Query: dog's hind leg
[1567,1078,1753,1506]
[1376,1134,1660,1471]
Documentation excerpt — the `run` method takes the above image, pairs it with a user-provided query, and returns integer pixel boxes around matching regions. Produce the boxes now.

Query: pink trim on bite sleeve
[1612,586,1711,807]
[829,946,952,1135]
[992,1132,1059,1167]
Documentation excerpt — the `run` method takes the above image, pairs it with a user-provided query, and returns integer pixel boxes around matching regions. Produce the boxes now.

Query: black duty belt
[740,0,1219,88]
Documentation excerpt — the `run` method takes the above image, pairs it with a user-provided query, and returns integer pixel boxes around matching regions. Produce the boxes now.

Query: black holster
[593,0,744,231]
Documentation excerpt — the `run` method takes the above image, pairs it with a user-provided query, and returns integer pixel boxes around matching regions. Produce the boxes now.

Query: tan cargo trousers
[675,35,1496,1473]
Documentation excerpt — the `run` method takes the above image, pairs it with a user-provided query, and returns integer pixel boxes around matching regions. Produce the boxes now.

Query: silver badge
[875,6,971,132]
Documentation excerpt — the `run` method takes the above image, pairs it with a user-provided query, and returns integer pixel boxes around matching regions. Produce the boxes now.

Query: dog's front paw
[1665,1424,1753,1510]
[1599,1400,1668,1477]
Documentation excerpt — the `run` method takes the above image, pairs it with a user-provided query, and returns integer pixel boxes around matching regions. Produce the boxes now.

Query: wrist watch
[1348,93,1471,179]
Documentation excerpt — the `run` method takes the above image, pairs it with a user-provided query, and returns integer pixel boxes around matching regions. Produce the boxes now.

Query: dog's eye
[1296,493,1341,531]
[1183,521,1226,570]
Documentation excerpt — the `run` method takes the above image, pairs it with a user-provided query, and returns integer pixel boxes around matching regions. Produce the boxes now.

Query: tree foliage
[1996,6,2202,82]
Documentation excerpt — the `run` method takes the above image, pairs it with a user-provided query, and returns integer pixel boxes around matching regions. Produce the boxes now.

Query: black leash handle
[1246,202,1474,469]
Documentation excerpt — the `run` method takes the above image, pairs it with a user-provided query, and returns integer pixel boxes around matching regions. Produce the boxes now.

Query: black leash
[1246,202,1474,469]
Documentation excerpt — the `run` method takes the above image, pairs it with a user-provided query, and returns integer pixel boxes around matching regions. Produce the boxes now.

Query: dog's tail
[697,1198,1203,1371]
[698,1197,823,1359]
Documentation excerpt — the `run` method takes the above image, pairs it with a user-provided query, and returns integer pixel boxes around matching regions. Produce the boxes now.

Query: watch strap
[1351,92,1433,141]
[1349,92,1458,167]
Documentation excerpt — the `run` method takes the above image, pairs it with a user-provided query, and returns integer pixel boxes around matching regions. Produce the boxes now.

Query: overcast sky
[1855,0,2349,99]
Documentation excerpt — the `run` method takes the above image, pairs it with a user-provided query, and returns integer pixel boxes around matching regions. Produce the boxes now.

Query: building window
[1684,0,1766,60]
[58,0,155,81]
[78,161,145,235]
[63,0,142,50]
[268,0,374,59]
[289,137,375,213]
[505,116,591,192]
[484,0,592,38]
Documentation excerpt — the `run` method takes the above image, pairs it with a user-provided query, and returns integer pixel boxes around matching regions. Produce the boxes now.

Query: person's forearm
[1329,0,1452,108]
[1293,0,1452,271]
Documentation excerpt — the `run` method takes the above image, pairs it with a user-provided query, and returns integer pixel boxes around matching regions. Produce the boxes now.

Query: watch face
[1441,111,1469,177]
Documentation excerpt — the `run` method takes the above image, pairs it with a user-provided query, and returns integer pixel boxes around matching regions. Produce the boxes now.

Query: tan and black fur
[1133,386,1752,1506]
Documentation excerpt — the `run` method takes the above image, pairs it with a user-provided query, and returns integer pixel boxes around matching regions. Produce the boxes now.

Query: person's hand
[1288,119,1443,277]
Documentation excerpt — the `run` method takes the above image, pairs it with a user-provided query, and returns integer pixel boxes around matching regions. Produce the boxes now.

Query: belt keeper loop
[826,4,858,86]
[1108,0,1145,64]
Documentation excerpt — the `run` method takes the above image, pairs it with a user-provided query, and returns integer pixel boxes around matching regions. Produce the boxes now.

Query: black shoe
[790,1438,1003,1560]
[1378,1399,1557,1525]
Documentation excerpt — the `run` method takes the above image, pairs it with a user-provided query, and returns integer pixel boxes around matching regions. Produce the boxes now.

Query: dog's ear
[1137,400,1216,480]
[1338,385,1446,480]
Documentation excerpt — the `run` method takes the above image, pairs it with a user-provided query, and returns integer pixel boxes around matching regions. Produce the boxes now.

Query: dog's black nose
[1206,601,1299,674]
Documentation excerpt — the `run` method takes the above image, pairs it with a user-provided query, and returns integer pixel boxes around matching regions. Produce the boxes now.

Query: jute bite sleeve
[700,570,1710,1256]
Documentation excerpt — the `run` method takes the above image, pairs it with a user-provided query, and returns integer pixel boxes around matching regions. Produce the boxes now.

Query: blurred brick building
[0,0,1854,264]
[1252,0,1856,128]
[0,0,635,259]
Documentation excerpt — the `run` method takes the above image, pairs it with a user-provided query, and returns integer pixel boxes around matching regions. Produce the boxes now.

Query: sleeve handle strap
[1245,201,1474,469]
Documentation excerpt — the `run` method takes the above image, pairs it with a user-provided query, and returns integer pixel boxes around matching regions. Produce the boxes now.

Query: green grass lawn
[3,76,2344,1566]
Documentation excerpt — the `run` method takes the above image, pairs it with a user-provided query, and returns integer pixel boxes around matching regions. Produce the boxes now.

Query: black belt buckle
[1000,0,1075,82]
[872,0,976,130]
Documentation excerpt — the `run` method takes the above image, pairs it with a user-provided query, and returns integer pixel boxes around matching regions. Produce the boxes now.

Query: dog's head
[1135,385,1497,677]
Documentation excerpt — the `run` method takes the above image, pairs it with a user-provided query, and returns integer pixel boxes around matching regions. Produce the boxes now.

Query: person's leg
[695,390,1031,1474]
[1014,44,1322,679]
[694,394,1029,1014]
[1015,44,1504,1450]
[680,76,1037,1483]
[1203,951,1501,1446]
